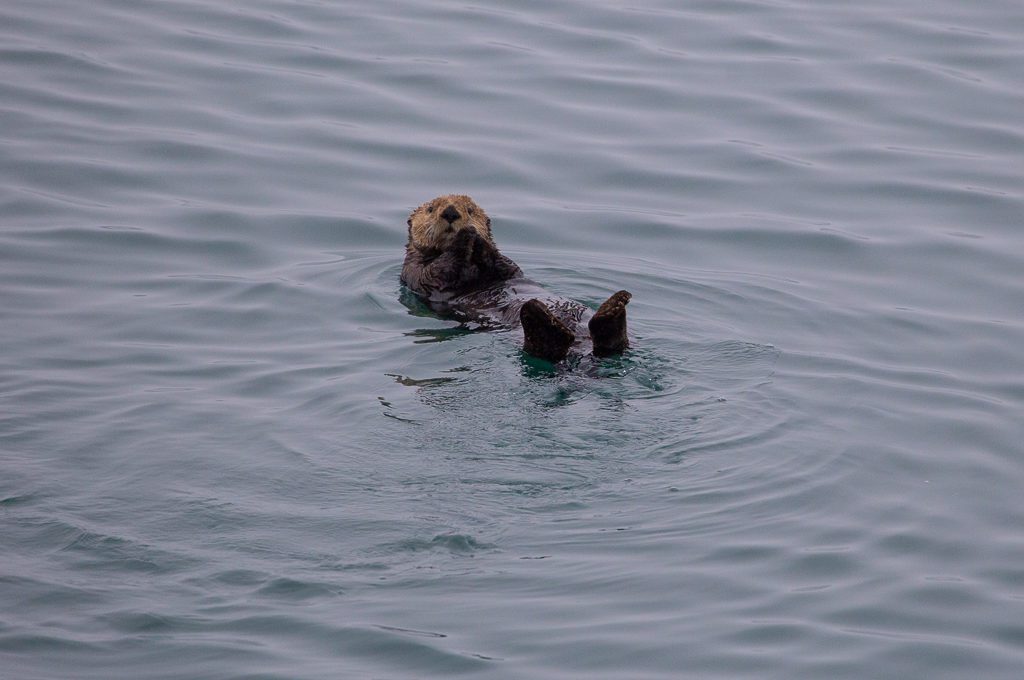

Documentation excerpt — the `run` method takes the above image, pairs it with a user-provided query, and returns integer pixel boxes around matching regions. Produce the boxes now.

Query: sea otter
[401,194,630,362]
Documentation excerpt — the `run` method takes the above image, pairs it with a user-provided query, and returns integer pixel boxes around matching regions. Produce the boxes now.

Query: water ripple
[4,0,1024,677]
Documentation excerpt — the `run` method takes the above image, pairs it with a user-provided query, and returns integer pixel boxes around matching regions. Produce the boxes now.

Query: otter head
[407,194,493,252]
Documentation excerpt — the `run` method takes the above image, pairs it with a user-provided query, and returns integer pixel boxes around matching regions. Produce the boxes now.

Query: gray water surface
[3,1,1024,678]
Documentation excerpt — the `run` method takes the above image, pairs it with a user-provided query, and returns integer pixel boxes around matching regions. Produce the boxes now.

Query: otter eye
[427,206,434,213]
[468,208,475,216]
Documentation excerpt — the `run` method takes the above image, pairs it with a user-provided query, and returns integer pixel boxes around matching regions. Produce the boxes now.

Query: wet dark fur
[401,195,629,362]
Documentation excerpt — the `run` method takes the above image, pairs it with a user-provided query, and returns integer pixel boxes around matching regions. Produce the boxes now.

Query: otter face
[407,194,492,251]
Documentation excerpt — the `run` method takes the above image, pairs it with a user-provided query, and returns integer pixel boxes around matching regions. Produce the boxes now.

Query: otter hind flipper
[589,290,631,357]
[520,299,575,363]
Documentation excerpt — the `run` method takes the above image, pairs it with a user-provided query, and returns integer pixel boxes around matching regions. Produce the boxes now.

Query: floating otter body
[401,194,630,362]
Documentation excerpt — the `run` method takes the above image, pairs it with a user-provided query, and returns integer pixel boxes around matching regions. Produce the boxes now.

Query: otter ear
[486,217,491,228]
[407,217,412,228]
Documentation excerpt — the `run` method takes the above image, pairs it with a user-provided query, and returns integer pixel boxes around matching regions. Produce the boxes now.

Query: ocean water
[2,0,1024,677]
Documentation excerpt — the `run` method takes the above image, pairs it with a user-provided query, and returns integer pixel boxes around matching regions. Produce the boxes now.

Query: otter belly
[436,277,590,332]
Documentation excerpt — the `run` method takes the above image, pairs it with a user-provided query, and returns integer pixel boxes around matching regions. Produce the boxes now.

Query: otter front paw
[452,229,494,268]
[449,228,478,260]
[468,234,500,269]
[451,229,498,267]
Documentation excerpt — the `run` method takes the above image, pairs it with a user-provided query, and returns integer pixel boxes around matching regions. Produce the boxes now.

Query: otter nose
[440,205,460,224]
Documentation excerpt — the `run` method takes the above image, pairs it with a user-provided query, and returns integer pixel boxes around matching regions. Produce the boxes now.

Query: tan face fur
[407,194,493,251]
